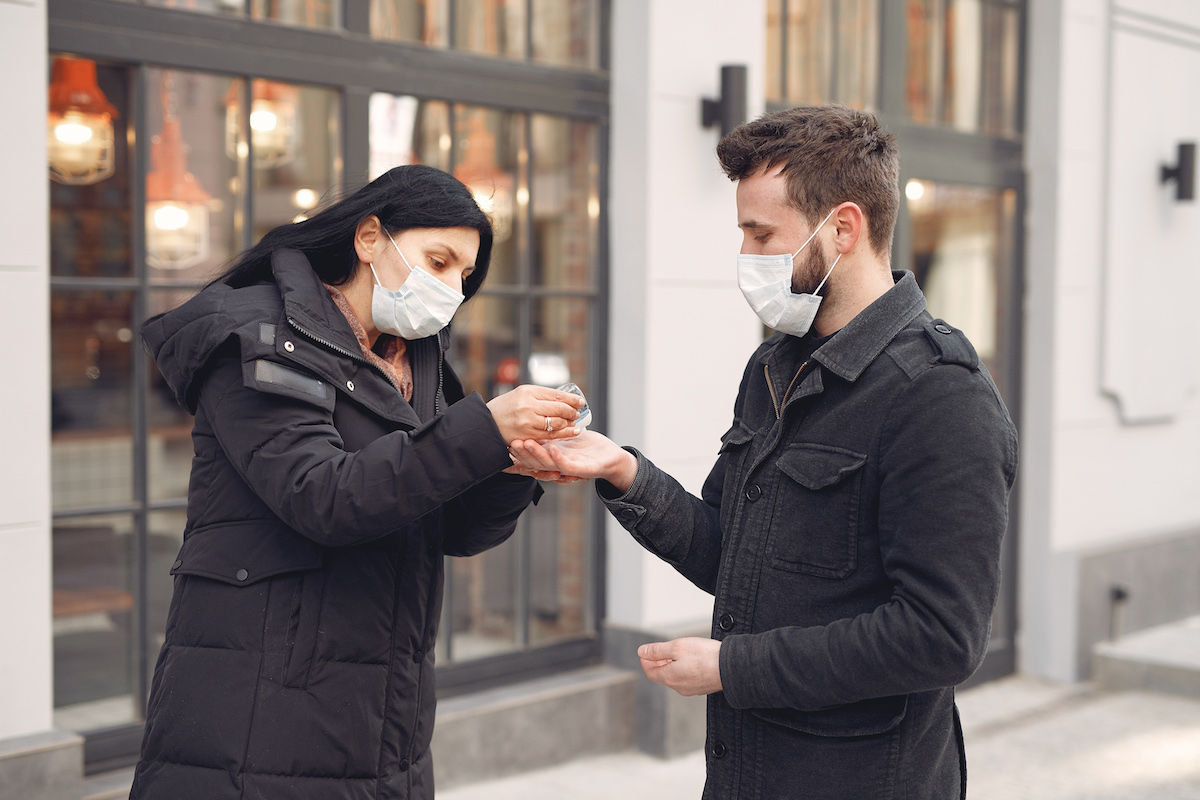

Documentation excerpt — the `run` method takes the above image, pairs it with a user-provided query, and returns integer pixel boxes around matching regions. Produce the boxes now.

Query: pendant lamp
[224,80,299,170]
[47,56,119,186]
[145,71,212,271]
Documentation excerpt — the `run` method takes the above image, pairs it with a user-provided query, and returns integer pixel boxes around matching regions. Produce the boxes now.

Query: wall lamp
[1161,141,1195,201]
[701,64,748,140]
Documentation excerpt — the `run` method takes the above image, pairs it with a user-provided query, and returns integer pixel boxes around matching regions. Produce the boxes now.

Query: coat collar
[762,270,927,384]
[271,248,365,355]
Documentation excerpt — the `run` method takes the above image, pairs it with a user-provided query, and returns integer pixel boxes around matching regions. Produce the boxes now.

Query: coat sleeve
[198,350,517,547]
[719,363,1018,711]
[594,351,761,595]
[441,473,542,557]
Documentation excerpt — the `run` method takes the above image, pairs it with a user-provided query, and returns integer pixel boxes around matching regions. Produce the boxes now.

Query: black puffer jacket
[130,248,538,800]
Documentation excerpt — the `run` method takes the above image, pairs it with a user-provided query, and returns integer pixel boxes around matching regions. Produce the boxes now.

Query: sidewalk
[441,676,1200,800]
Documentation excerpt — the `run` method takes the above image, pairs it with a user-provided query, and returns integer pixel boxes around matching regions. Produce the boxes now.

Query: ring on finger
[545,415,553,432]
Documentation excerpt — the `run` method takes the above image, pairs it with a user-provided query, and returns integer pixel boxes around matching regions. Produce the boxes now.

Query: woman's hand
[502,459,585,485]
[486,385,585,444]
[509,431,638,493]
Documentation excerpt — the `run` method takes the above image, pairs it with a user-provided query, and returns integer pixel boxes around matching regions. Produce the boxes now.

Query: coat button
[399,758,410,772]
[718,613,735,632]
[935,323,953,334]
[620,508,638,522]
[283,341,295,352]
[745,484,762,501]
[172,559,183,570]
[346,380,355,392]
[413,650,424,663]
[711,740,727,758]
[236,569,248,582]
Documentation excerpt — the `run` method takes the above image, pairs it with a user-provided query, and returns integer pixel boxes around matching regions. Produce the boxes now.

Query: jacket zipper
[765,360,808,419]
[435,333,445,416]
[286,316,400,392]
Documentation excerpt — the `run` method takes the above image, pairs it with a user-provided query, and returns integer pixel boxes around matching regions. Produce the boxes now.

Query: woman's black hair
[215,164,494,299]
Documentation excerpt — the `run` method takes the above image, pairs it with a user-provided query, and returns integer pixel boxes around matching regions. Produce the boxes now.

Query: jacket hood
[141,249,362,414]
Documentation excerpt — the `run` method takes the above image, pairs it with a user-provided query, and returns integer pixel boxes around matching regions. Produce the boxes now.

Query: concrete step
[1093,614,1200,698]
[78,665,637,799]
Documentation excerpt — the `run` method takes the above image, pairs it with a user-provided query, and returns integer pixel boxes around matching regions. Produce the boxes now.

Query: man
[511,105,1017,799]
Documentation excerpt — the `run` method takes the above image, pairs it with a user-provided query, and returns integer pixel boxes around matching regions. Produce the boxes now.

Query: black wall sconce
[701,64,748,140]
[1161,141,1196,201]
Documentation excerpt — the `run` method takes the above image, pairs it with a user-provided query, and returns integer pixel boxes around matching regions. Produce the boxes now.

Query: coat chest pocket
[770,444,867,578]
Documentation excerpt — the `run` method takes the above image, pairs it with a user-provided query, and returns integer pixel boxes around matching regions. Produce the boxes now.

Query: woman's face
[374,225,481,296]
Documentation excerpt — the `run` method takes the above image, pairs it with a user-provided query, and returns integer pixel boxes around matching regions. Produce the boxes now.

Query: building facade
[2,0,1198,794]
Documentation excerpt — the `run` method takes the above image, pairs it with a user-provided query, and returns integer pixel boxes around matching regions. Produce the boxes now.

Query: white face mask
[737,207,842,337]
[370,230,465,339]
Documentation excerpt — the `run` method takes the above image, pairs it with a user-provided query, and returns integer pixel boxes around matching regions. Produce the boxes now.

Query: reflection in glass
[531,115,597,289]
[906,0,1019,136]
[448,535,519,661]
[252,82,340,240]
[51,290,136,512]
[50,59,132,279]
[766,0,878,109]
[907,181,1016,387]
[52,514,138,732]
[250,0,339,29]
[454,106,523,282]
[528,480,591,645]
[456,0,526,60]
[368,94,452,179]
[533,296,590,396]
[371,0,448,45]
[144,0,245,18]
[146,511,188,670]
[449,294,520,400]
[530,0,599,69]
[144,68,239,281]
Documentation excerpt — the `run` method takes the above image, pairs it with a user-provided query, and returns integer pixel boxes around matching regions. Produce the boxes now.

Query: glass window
[531,114,598,289]
[144,68,241,281]
[250,81,341,238]
[371,0,450,45]
[906,179,1017,392]
[454,106,524,284]
[455,0,526,59]
[143,0,340,28]
[905,0,1020,136]
[766,0,879,109]
[531,0,600,69]
[52,513,138,733]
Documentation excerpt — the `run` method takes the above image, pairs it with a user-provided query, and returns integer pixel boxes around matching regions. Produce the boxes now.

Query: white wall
[607,0,766,630]
[1022,0,1200,681]
[0,0,53,739]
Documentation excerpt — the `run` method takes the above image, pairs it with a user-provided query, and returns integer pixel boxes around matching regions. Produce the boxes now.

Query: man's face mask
[369,229,465,340]
[737,207,842,338]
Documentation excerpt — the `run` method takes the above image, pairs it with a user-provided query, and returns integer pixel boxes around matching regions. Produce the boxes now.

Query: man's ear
[830,202,865,254]
[353,215,382,264]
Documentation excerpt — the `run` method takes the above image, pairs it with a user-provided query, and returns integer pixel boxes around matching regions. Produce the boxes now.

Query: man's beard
[790,242,830,296]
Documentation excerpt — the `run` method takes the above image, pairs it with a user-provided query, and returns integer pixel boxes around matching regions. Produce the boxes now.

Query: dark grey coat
[131,249,539,800]
[600,272,1017,799]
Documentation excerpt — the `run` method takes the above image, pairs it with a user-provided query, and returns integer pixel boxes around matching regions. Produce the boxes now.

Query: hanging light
[224,80,299,170]
[454,113,514,242]
[47,56,119,186]
[145,71,211,271]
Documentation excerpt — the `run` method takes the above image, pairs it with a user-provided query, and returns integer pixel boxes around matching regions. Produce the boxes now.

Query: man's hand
[637,637,723,697]
[509,430,639,492]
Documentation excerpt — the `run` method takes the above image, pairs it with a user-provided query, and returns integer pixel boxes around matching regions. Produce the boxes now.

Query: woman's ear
[353,215,382,265]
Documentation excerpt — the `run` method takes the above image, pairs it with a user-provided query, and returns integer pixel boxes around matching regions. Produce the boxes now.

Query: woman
[131,165,583,800]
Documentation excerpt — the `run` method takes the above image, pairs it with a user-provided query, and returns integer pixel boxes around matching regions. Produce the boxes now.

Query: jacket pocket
[770,444,867,578]
[718,422,757,532]
[752,694,907,738]
[171,519,326,688]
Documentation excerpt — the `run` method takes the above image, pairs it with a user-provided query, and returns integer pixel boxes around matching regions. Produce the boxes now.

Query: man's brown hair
[717,105,899,258]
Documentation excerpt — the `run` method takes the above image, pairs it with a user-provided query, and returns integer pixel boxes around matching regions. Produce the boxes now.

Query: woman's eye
[429,259,446,270]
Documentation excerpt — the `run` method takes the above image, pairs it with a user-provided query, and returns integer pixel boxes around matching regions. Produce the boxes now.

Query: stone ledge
[1094,615,1200,699]
[433,665,638,790]
[0,728,84,800]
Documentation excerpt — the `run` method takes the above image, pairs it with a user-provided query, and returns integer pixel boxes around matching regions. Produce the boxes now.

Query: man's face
[735,166,831,295]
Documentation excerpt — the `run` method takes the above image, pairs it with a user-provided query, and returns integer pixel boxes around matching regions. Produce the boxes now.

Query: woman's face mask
[369,229,465,340]
[736,207,842,338]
